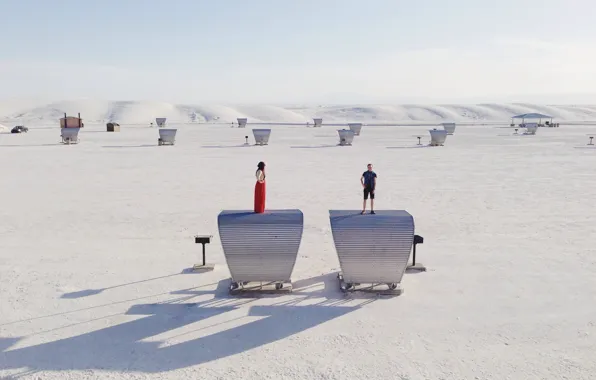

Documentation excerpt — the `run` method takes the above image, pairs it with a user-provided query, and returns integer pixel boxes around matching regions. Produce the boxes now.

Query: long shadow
[61,273,185,299]
[0,143,63,148]
[290,144,339,149]
[291,272,337,291]
[496,133,538,137]
[386,145,431,149]
[0,280,361,373]
[102,145,156,148]
[574,146,596,150]
[201,144,250,148]
[0,282,220,328]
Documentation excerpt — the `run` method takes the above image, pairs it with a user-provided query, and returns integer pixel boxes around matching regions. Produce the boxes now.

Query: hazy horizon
[1,0,595,104]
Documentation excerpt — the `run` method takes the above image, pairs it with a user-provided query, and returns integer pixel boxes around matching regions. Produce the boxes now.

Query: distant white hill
[1,99,596,126]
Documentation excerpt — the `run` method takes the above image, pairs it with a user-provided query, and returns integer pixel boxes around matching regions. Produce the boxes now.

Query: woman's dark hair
[257,161,265,170]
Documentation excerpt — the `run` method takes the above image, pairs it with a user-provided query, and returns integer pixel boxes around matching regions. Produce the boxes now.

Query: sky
[1,0,596,104]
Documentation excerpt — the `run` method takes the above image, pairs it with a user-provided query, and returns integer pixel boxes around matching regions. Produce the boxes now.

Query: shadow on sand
[290,144,339,149]
[386,145,432,149]
[201,144,251,148]
[0,274,371,374]
[61,273,185,299]
[0,143,63,148]
[102,145,156,148]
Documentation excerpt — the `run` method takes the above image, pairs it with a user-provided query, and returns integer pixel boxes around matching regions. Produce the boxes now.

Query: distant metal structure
[348,123,362,136]
[158,128,177,145]
[237,118,248,128]
[441,122,456,135]
[429,128,447,146]
[312,118,323,128]
[60,112,82,144]
[511,112,553,127]
[60,128,80,144]
[252,129,271,145]
[337,129,355,146]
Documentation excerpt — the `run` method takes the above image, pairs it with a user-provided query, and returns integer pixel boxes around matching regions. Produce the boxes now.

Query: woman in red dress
[254,161,266,213]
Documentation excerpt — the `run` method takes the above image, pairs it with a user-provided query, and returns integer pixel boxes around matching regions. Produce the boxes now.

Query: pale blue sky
[1,0,595,104]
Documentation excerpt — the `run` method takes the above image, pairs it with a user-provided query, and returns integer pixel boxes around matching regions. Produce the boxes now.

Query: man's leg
[370,190,375,213]
[362,189,368,213]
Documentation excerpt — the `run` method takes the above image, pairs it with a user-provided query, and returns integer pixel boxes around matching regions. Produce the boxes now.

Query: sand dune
[1,99,595,126]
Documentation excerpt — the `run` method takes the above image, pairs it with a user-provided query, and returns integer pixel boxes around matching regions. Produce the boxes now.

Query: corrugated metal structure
[252,129,271,145]
[429,129,447,146]
[218,209,304,291]
[237,118,248,128]
[441,122,456,135]
[337,129,355,145]
[60,127,80,144]
[348,123,362,136]
[329,210,415,292]
[158,129,177,145]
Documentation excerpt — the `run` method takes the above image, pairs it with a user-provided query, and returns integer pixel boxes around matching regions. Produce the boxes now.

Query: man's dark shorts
[364,187,375,200]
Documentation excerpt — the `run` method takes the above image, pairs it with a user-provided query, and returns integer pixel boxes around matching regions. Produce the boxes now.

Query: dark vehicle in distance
[11,126,28,133]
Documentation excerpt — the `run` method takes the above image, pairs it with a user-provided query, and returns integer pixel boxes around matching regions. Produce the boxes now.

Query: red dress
[254,171,266,213]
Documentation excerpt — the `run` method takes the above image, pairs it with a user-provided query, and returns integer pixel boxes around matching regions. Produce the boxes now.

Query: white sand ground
[1,123,596,379]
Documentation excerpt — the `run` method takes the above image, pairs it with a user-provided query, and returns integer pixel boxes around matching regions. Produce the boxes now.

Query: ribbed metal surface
[338,129,355,145]
[218,209,303,283]
[429,129,447,145]
[441,122,456,135]
[524,123,538,134]
[159,128,177,143]
[252,129,271,145]
[155,117,167,127]
[61,128,80,139]
[348,123,362,136]
[329,210,415,284]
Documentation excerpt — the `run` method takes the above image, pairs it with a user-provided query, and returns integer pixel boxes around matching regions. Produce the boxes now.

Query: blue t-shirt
[363,171,377,189]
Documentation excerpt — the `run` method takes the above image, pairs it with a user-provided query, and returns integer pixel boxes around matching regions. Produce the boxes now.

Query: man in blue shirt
[360,163,377,214]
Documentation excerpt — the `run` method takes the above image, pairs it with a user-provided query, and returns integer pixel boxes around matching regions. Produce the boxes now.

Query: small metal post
[417,136,422,145]
[407,235,425,272]
[589,136,594,146]
[193,235,214,271]
[245,136,248,144]
[201,242,206,266]
[514,128,518,134]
